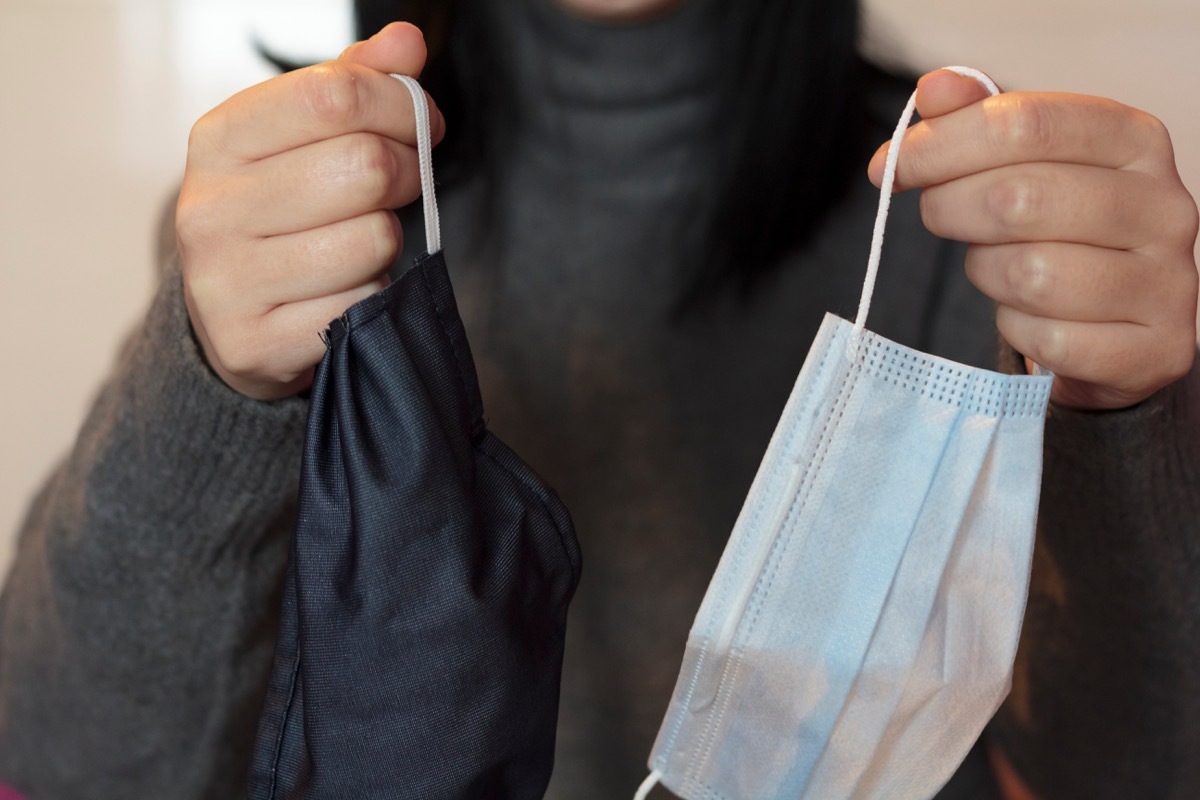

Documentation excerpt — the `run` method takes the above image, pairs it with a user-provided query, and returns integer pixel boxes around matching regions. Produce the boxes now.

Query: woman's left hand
[869,69,1199,410]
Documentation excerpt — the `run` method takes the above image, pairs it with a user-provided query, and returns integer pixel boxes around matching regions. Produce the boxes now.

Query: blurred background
[1,0,1198,574]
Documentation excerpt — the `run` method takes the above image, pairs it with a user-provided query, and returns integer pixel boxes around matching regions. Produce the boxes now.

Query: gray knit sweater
[2,2,1198,798]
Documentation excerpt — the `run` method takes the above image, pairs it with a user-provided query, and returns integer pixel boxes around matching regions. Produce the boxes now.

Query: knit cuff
[992,350,1200,798]
[59,255,310,566]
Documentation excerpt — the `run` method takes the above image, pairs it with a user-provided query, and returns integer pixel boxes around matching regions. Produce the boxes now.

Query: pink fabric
[0,785,27,800]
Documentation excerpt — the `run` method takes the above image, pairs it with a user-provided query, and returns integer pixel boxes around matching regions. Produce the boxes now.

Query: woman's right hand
[177,23,444,400]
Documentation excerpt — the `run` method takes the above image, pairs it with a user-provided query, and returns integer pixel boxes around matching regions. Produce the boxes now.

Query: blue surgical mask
[635,66,1053,800]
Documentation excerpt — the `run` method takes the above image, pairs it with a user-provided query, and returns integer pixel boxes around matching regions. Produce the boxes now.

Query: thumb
[338,22,444,143]
[868,68,1000,186]
[339,21,429,77]
[915,67,1000,119]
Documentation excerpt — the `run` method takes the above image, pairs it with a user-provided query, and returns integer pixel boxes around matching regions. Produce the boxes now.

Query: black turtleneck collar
[481,0,723,202]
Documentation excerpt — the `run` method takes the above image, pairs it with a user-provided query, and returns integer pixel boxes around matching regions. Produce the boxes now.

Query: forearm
[0,262,307,799]
[994,356,1200,798]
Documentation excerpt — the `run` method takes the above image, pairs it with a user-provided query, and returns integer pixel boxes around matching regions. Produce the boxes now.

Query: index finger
[881,91,1171,191]
[194,60,443,164]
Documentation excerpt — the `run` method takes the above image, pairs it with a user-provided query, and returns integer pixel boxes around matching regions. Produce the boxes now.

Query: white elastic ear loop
[632,768,663,800]
[850,66,1000,358]
[390,74,442,254]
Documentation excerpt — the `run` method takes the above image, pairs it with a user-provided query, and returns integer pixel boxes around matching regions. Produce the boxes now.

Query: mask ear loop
[629,66,1006,800]
[849,66,1001,362]
[390,74,442,255]
[633,768,663,800]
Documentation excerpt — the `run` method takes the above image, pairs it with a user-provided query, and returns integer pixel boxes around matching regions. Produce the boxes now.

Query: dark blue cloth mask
[247,75,581,800]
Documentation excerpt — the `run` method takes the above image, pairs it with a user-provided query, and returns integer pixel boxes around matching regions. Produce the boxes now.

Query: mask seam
[686,328,870,795]
[655,324,841,776]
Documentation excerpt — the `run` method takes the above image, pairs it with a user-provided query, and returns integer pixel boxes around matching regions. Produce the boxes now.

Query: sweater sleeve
[992,354,1200,798]
[0,255,308,799]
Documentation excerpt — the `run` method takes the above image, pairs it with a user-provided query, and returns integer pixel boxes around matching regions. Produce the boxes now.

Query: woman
[1,0,1197,798]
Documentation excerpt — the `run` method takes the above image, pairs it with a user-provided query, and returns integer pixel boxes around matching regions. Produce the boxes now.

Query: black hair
[355,0,872,301]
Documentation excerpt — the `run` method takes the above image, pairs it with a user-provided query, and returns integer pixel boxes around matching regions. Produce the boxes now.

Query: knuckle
[173,200,200,249]
[1170,189,1200,243]
[300,62,365,128]
[173,193,214,249]
[1138,110,1176,162]
[991,95,1057,155]
[366,210,402,266]
[174,186,238,263]
[1010,246,1054,308]
[211,325,266,379]
[180,268,234,343]
[348,134,399,205]
[186,108,222,155]
[187,106,236,163]
[918,189,938,230]
[186,113,213,157]
[1032,320,1070,368]
[1176,247,1200,294]
[988,173,1043,234]
[917,187,953,238]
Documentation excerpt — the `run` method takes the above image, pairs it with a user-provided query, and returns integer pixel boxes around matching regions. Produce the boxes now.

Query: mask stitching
[865,336,1048,418]
[688,326,1048,796]
[681,343,853,793]
[655,323,843,776]
[686,330,871,794]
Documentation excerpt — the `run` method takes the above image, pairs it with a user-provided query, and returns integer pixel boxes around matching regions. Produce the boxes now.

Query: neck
[484,0,722,200]
[549,0,685,24]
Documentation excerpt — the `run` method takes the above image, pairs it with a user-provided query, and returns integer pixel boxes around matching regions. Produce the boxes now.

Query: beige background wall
[2,0,1198,574]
